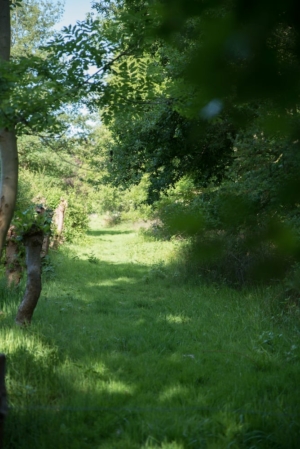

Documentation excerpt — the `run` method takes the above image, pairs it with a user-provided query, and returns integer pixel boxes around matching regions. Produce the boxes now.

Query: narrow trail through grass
[1,216,300,448]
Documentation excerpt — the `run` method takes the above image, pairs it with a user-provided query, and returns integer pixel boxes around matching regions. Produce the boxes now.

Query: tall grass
[1,216,299,448]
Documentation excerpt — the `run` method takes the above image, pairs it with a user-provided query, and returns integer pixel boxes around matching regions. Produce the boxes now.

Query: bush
[17,169,90,243]
[101,211,121,227]
[90,174,152,224]
[152,134,300,289]
[63,193,90,242]
[90,184,123,214]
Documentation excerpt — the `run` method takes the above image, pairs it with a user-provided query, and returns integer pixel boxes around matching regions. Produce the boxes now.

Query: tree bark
[15,227,44,325]
[5,225,23,286]
[52,198,67,248]
[0,0,19,258]
[41,234,50,258]
[0,354,7,449]
[0,0,10,61]
[36,205,51,257]
[0,130,19,258]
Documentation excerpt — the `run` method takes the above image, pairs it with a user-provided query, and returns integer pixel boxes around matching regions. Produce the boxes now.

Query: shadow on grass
[87,229,134,236]
[2,244,300,449]
[4,343,140,449]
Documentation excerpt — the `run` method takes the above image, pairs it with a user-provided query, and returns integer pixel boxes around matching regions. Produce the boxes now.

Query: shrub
[102,211,122,227]
[18,169,90,243]
[63,193,90,242]
[152,133,300,289]
[91,174,152,223]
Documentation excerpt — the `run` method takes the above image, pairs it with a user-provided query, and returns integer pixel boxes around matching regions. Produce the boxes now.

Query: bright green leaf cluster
[12,205,53,241]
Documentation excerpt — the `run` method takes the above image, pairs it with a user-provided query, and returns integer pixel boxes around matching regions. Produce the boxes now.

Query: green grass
[1,215,300,448]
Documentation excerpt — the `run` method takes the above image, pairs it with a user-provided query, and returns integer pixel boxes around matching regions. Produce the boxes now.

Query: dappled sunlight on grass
[164,314,192,324]
[158,384,192,403]
[1,216,300,448]
[105,380,135,395]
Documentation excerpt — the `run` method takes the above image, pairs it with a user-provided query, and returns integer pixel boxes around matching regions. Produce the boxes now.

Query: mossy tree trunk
[0,0,19,258]
[15,226,44,326]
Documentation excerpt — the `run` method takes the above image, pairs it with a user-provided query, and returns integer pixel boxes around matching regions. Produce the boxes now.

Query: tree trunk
[41,234,50,258]
[0,0,10,61]
[0,354,7,449]
[0,130,19,259]
[5,225,23,286]
[15,227,44,326]
[0,0,19,258]
[52,198,67,248]
[36,205,51,257]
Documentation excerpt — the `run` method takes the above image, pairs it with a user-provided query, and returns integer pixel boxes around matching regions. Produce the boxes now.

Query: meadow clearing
[1,216,300,449]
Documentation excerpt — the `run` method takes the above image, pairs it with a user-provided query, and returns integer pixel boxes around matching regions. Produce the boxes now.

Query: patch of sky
[53,0,94,31]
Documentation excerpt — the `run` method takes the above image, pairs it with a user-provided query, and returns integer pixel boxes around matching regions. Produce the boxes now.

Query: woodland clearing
[1,215,300,449]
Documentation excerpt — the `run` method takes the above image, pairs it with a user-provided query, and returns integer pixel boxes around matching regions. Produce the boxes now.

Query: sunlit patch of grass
[164,314,191,324]
[159,384,191,402]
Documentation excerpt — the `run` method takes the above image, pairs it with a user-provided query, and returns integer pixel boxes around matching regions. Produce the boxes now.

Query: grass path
[1,216,300,448]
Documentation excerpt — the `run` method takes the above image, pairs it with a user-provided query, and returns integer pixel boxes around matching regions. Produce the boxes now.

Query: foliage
[80,0,300,129]
[107,104,235,199]
[71,0,298,185]
[73,0,300,289]
[152,125,300,287]
[17,169,90,243]
[4,0,300,289]
[1,0,87,138]
[19,169,63,209]
[11,0,64,57]
[89,174,152,222]
[92,184,123,214]
[63,192,90,242]
[101,210,122,227]
[18,134,75,179]
[12,204,52,240]
[154,0,300,119]
[120,174,152,220]
[9,0,24,10]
